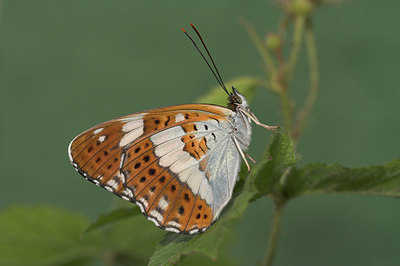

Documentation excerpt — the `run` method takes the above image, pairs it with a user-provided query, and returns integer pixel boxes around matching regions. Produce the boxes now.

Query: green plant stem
[243,21,277,75]
[276,15,305,143]
[277,14,290,36]
[241,19,280,94]
[285,15,305,84]
[278,89,293,133]
[293,19,319,140]
[263,200,286,266]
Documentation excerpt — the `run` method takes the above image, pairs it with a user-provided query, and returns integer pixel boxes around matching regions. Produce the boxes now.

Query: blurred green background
[1,1,400,265]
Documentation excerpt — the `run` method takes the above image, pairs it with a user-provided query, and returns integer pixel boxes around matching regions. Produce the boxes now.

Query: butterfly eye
[229,95,242,105]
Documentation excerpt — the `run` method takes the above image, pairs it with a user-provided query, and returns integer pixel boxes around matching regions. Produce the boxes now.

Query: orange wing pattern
[68,104,232,233]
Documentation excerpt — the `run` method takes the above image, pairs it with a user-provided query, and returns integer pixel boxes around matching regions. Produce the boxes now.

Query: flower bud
[289,0,314,16]
[265,32,283,51]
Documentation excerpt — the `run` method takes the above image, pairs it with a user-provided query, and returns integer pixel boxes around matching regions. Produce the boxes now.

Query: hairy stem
[277,14,290,36]
[278,89,293,135]
[277,15,305,141]
[293,19,319,140]
[263,200,286,266]
[285,15,305,85]
[242,20,277,75]
[241,19,281,94]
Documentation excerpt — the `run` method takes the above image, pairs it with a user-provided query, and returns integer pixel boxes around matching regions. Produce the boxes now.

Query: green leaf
[105,213,165,264]
[196,76,261,106]
[0,205,102,266]
[266,131,296,171]
[254,131,296,197]
[82,207,140,236]
[253,160,275,198]
[283,159,400,198]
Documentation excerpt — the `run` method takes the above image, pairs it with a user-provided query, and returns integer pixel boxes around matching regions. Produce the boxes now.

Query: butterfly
[68,24,278,234]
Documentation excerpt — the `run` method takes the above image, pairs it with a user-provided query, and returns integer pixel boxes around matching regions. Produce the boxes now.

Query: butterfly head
[228,87,249,111]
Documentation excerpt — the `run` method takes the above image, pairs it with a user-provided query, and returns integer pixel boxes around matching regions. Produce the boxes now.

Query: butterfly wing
[68,104,243,233]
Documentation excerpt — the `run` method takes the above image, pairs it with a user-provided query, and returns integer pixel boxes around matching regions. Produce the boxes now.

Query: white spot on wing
[122,118,144,132]
[121,196,130,201]
[187,170,203,192]
[119,172,126,184]
[199,179,213,205]
[119,114,146,123]
[138,197,148,208]
[178,166,208,202]
[177,167,192,183]
[175,113,185,122]
[153,137,183,158]
[119,127,143,146]
[93,128,104,135]
[165,227,180,233]
[158,197,169,211]
[189,228,199,234]
[151,126,186,145]
[169,154,198,174]
[107,178,119,190]
[147,217,161,227]
[120,153,125,168]
[149,210,164,223]
[158,148,185,168]
[98,135,106,143]
[122,188,134,198]
[137,203,145,213]
[166,221,181,228]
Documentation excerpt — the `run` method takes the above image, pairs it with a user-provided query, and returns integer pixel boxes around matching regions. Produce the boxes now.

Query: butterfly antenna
[189,24,229,94]
[182,25,231,96]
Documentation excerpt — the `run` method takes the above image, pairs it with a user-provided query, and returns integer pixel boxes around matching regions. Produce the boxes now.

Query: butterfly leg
[245,153,256,164]
[240,109,279,131]
[232,136,251,172]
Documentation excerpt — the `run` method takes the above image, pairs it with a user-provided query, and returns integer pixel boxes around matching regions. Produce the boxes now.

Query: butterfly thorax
[227,88,252,152]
